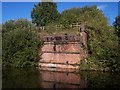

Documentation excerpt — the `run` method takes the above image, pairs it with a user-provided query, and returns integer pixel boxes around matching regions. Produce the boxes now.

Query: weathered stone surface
[39,32,87,69]
[80,32,87,47]
[42,34,80,42]
[39,67,80,73]
[39,63,79,69]
[40,53,80,65]
[42,42,81,52]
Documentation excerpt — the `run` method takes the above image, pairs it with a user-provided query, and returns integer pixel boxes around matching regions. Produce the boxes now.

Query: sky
[1,2,119,25]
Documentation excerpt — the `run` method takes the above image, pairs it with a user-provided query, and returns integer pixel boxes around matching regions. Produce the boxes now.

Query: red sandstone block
[42,43,81,52]
[39,63,79,69]
[40,53,80,64]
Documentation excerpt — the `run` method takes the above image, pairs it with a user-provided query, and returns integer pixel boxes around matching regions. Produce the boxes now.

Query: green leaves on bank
[2,19,43,67]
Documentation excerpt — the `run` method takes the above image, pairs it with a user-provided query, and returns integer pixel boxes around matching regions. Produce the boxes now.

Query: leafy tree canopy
[60,6,108,28]
[2,19,34,33]
[31,2,60,26]
[113,16,120,41]
[60,6,119,71]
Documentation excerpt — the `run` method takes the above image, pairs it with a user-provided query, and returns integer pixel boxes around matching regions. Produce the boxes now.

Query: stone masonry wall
[39,43,86,69]
[42,42,80,52]
[39,32,87,69]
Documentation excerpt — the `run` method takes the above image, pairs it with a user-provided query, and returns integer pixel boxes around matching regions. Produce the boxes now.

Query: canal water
[2,67,120,88]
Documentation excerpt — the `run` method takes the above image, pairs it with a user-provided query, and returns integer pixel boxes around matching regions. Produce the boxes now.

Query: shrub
[2,29,43,67]
[2,19,35,33]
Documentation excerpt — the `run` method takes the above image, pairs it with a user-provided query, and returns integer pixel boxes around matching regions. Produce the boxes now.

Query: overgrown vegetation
[113,16,120,44]
[59,6,120,72]
[2,19,35,33]
[2,2,120,71]
[2,19,43,67]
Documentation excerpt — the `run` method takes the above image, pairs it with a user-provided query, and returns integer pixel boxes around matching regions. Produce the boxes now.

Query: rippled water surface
[2,67,120,88]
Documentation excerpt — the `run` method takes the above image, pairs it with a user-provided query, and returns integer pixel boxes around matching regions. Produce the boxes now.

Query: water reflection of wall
[39,70,87,88]
[3,67,120,88]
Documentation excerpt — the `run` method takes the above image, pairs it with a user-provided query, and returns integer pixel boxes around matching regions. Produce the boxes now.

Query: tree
[60,6,120,71]
[2,19,34,33]
[111,16,120,71]
[60,6,108,28]
[31,2,60,26]
[113,16,120,43]
[60,8,82,28]
[2,20,15,33]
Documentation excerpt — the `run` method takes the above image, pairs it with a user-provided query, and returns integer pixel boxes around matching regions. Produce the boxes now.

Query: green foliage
[41,23,78,35]
[60,8,82,28]
[80,58,108,71]
[2,20,15,33]
[113,16,120,43]
[85,9,119,71]
[76,6,119,71]
[60,6,107,28]
[87,27,118,60]
[0,24,1,27]
[32,5,120,71]
[31,2,60,26]
[2,19,43,67]
[60,6,120,71]
[109,16,120,71]
[80,71,120,88]
[2,4,120,71]
[2,19,35,33]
